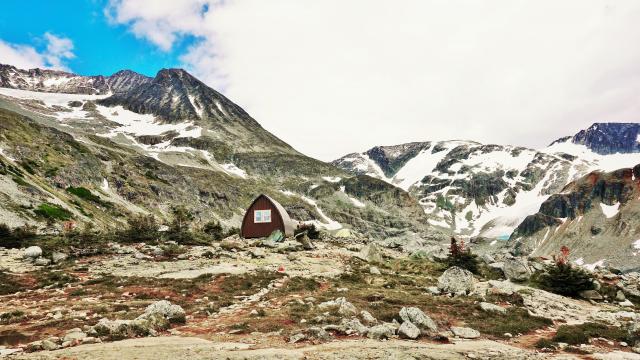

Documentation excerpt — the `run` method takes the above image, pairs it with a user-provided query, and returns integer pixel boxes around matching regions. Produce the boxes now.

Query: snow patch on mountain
[221,163,247,178]
[0,87,108,105]
[544,140,640,172]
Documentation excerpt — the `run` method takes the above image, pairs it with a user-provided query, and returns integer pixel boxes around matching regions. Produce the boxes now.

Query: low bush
[294,223,320,240]
[121,214,160,243]
[445,237,480,274]
[34,203,72,221]
[533,246,594,297]
[553,322,629,345]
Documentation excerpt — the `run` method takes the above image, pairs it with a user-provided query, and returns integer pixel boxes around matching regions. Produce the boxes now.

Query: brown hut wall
[241,196,285,238]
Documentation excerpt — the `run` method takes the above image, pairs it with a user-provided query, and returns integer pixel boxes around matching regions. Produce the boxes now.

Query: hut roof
[262,194,297,236]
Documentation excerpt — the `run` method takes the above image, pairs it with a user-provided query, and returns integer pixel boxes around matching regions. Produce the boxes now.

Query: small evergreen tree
[168,205,194,243]
[446,237,479,273]
[535,246,594,297]
[124,214,159,243]
[202,220,224,240]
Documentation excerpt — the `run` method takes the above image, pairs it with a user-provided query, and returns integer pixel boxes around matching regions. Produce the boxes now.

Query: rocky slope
[552,122,640,155]
[0,64,431,239]
[510,164,640,271]
[333,129,640,241]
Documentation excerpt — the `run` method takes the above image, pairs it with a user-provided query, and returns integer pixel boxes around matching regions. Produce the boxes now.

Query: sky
[2,1,640,161]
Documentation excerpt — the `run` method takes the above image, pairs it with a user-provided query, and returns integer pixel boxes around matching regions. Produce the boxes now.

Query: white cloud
[0,33,75,71]
[108,0,640,161]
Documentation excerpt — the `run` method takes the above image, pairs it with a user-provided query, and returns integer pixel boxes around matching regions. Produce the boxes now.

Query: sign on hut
[240,194,296,239]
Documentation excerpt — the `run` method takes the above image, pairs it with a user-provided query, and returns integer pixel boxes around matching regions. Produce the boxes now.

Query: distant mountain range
[2,63,640,268]
[0,64,429,240]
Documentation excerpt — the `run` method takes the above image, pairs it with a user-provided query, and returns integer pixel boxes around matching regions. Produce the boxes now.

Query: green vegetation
[436,194,455,212]
[532,246,594,297]
[553,322,629,345]
[466,307,552,338]
[121,214,160,243]
[67,186,101,202]
[34,203,72,221]
[0,224,37,248]
[445,237,480,274]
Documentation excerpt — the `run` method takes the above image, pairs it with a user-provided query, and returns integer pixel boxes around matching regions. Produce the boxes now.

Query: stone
[140,300,186,324]
[306,327,332,341]
[579,290,603,300]
[620,300,634,308]
[63,329,87,342]
[369,266,381,275]
[367,324,395,340]
[51,252,68,264]
[616,290,627,302]
[249,248,266,258]
[399,307,437,332]
[34,257,51,266]
[451,326,480,339]
[318,297,357,316]
[342,318,369,335]
[479,302,506,314]
[503,258,532,282]
[296,234,315,250]
[437,266,475,296]
[41,340,59,351]
[358,243,384,264]
[289,333,306,343]
[360,310,378,326]
[398,321,421,339]
[23,246,42,259]
[80,337,101,344]
[426,286,440,295]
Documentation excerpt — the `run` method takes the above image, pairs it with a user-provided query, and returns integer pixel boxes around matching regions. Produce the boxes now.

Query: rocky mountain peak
[552,122,640,155]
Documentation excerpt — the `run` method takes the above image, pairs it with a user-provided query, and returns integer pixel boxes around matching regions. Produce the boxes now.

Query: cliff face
[510,165,640,271]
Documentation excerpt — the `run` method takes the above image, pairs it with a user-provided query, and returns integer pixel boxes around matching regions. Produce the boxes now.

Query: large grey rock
[62,329,87,343]
[358,243,384,263]
[34,257,51,266]
[23,246,42,259]
[579,290,603,300]
[503,258,532,282]
[437,266,475,295]
[140,300,186,324]
[399,307,437,332]
[51,252,68,264]
[451,326,480,339]
[367,324,395,340]
[398,321,421,339]
[479,302,507,314]
[318,297,357,316]
[360,310,378,326]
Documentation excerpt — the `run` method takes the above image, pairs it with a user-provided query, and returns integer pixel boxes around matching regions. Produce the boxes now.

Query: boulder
[399,307,437,332]
[360,310,378,326]
[398,321,421,339]
[306,327,332,341]
[140,300,186,324]
[367,324,395,340]
[318,297,357,316]
[451,326,480,339]
[579,290,603,301]
[437,266,475,296]
[51,252,68,264]
[479,302,506,314]
[34,257,51,266]
[369,266,381,275]
[62,329,87,343]
[23,246,42,259]
[358,243,384,264]
[289,333,306,343]
[503,258,532,282]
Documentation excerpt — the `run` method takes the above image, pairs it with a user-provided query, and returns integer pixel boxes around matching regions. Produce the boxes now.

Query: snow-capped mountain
[333,127,640,239]
[0,64,429,239]
[552,123,640,155]
[0,64,149,95]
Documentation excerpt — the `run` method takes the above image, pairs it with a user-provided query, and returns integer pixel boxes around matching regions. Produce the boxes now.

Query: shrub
[123,214,160,243]
[553,322,629,345]
[0,223,11,239]
[294,223,320,240]
[34,203,72,221]
[0,224,37,249]
[167,206,194,243]
[202,220,224,240]
[445,237,480,274]
[534,338,556,349]
[534,246,594,297]
[67,186,101,202]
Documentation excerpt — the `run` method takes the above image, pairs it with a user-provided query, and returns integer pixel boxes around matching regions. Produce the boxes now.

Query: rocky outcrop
[551,123,640,155]
[437,266,475,295]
